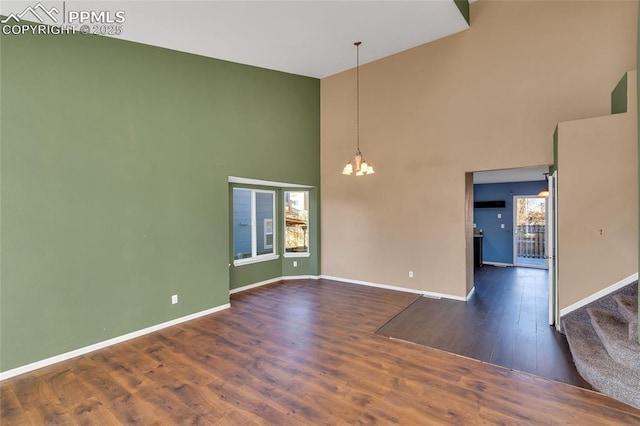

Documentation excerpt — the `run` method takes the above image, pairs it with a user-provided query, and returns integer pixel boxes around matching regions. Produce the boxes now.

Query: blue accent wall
[474,181,547,264]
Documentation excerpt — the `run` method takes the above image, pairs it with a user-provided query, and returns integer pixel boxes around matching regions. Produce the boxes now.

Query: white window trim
[229,176,312,188]
[234,254,280,266]
[283,252,311,258]
[233,188,277,266]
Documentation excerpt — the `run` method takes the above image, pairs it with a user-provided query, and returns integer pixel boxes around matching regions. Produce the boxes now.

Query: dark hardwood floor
[3,278,640,424]
[377,266,590,388]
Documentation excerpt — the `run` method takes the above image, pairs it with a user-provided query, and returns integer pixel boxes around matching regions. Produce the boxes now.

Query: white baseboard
[482,261,512,267]
[560,272,638,317]
[229,277,284,294]
[0,303,230,381]
[319,275,467,302]
[466,286,475,301]
[283,275,320,281]
[233,274,468,302]
[229,275,320,295]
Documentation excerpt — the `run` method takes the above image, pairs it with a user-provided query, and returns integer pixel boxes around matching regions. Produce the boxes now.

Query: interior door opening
[469,166,558,329]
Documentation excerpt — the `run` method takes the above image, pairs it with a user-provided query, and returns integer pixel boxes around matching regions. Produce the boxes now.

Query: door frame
[548,171,559,328]
[512,195,548,269]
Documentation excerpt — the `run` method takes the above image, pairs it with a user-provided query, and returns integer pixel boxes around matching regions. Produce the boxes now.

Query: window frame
[233,188,279,266]
[283,190,311,258]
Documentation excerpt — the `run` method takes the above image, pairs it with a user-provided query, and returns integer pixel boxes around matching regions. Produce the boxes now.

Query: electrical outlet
[409,271,414,278]
[171,294,178,304]
[501,224,505,229]
[293,261,298,267]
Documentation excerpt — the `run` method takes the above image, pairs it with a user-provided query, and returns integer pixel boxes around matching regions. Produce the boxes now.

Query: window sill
[283,252,311,258]
[233,254,280,267]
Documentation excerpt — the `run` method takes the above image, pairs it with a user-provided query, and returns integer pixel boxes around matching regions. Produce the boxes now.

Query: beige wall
[321,1,637,298]
[558,71,638,310]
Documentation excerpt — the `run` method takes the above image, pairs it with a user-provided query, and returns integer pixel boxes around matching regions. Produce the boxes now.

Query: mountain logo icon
[1,2,59,24]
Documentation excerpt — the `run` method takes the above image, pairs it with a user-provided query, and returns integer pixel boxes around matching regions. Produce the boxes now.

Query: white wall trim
[283,275,319,281]
[229,275,319,295]
[0,303,231,382]
[319,275,467,301]
[482,261,512,267]
[229,277,283,294]
[560,272,638,317]
[466,286,475,301]
[228,176,313,188]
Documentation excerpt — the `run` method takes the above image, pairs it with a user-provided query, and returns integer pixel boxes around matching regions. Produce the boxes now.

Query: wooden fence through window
[516,225,546,259]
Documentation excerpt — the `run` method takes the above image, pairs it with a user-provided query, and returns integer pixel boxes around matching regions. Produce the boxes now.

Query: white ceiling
[1,0,470,78]
[473,166,550,184]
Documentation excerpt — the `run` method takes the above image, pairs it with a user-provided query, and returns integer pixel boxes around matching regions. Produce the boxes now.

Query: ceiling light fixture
[538,173,550,197]
[342,41,375,176]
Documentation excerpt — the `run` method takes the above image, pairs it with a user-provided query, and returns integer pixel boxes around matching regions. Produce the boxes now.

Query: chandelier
[342,41,375,176]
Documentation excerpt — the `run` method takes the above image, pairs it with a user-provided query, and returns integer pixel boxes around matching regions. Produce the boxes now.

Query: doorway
[513,195,547,269]
[470,166,558,329]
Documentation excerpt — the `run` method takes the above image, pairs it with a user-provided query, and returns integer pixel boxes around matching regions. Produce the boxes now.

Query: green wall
[0,29,320,372]
[454,0,470,26]
[611,73,628,114]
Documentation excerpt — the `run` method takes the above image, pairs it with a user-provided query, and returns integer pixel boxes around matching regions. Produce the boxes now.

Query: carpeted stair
[562,281,640,409]
[615,294,639,341]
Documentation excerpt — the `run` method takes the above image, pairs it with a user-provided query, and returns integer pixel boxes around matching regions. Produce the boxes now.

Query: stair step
[615,294,639,341]
[588,308,640,372]
[564,319,640,409]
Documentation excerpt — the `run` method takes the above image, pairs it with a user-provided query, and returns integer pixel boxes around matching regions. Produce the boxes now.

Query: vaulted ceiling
[1,0,470,78]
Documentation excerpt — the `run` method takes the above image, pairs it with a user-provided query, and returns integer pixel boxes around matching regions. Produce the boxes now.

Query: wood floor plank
[2,277,640,424]
[0,388,30,425]
[10,374,75,425]
[46,368,92,408]
[89,350,153,395]
[70,396,122,426]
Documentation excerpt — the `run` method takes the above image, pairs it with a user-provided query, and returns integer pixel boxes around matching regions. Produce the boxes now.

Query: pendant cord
[355,41,361,153]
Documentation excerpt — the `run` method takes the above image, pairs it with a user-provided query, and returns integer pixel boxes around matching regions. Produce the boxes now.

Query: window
[284,191,309,256]
[233,188,277,264]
